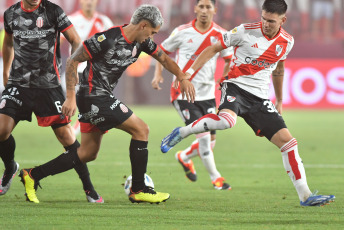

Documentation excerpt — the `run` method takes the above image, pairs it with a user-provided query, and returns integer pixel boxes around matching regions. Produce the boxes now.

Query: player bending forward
[161,0,335,206]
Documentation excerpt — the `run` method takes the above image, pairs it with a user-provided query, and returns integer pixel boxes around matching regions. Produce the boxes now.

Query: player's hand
[62,98,77,118]
[275,101,283,115]
[152,74,164,90]
[180,78,195,103]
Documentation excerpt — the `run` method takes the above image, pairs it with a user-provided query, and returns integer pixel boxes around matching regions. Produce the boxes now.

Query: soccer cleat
[212,177,232,190]
[175,151,197,182]
[161,127,183,153]
[19,169,40,203]
[86,190,104,203]
[129,186,170,204]
[300,190,335,206]
[0,162,19,195]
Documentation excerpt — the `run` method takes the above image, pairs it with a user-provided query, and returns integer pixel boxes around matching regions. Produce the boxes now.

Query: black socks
[129,139,148,192]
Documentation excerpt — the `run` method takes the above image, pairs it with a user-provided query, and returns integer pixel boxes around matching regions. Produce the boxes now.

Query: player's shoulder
[4,1,20,15]
[243,22,262,30]
[280,27,294,42]
[212,22,228,33]
[41,0,62,10]
[176,21,193,32]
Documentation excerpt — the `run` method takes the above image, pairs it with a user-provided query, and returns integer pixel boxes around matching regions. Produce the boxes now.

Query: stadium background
[0,0,343,109]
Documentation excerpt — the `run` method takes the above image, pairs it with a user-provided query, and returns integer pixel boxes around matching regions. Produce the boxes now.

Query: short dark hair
[262,0,287,15]
[196,0,216,6]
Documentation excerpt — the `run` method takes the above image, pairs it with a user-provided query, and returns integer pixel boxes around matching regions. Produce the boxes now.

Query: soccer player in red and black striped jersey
[18,5,195,204]
[0,0,102,203]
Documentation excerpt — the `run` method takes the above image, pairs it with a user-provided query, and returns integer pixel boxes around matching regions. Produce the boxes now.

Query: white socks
[280,138,312,202]
[180,112,236,138]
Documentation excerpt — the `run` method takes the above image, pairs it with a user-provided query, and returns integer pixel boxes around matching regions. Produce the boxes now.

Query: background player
[161,0,335,206]
[152,0,233,190]
[68,0,113,134]
[19,4,195,204]
[0,0,102,203]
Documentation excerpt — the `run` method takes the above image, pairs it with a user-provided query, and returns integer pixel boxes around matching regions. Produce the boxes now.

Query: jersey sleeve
[83,30,112,59]
[55,5,73,32]
[220,24,245,49]
[3,10,13,34]
[160,28,181,54]
[141,38,158,56]
[279,37,294,61]
[220,46,233,60]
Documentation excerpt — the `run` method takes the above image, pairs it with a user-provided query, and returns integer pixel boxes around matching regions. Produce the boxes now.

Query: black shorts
[0,85,69,128]
[77,93,133,133]
[218,83,287,140]
[173,99,216,135]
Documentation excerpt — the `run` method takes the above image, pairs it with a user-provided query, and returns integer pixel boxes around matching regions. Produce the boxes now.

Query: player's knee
[132,123,149,140]
[218,112,236,129]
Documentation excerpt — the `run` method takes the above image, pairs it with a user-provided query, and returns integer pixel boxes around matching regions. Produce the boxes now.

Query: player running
[19,5,195,204]
[0,0,102,203]
[161,0,335,206]
[152,0,233,190]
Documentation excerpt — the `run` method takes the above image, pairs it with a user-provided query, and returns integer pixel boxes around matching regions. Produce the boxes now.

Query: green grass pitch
[1,107,343,229]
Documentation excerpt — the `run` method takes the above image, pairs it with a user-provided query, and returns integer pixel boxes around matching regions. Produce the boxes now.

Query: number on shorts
[263,101,278,113]
[55,101,62,113]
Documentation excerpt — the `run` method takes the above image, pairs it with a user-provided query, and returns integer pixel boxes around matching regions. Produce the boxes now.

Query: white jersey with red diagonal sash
[220,22,294,99]
[161,19,233,102]
[68,10,113,73]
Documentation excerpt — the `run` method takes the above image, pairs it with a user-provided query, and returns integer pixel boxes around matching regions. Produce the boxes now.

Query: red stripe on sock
[288,150,301,180]
[219,113,235,127]
[186,142,199,156]
[281,138,297,152]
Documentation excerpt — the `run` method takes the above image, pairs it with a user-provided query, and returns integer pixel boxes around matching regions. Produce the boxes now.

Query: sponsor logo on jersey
[231,27,238,34]
[182,109,190,120]
[0,99,6,109]
[36,17,44,28]
[24,19,32,26]
[275,45,284,56]
[251,43,259,48]
[210,36,219,44]
[97,34,106,42]
[120,104,128,113]
[110,99,121,110]
[245,57,277,69]
[227,96,236,102]
[13,30,49,39]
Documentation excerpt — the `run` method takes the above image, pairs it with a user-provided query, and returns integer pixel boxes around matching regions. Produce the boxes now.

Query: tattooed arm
[152,47,195,103]
[62,45,91,117]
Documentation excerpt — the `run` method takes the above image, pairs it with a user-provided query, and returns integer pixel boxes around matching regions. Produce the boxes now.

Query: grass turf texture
[1,107,343,229]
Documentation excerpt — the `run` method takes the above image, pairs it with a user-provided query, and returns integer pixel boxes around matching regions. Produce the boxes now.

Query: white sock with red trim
[280,138,312,202]
[179,139,199,162]
[180,112,236,138]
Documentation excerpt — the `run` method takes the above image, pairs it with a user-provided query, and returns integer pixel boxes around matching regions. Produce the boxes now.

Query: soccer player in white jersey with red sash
[153,0,233,190]
[161,0,335,206]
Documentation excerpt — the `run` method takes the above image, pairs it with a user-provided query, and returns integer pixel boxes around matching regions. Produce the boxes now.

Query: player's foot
[19,168,40,203]
[175,151,197,182]
[300,190,335,206]
[212,177,232,190]
[85,190,104,203]
[0,162,19,195]
[161,127,183,153]
[129,186,170,204]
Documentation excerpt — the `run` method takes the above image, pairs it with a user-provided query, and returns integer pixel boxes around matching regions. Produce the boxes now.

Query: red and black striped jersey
[4,0,72,88]
[80,25,158,97]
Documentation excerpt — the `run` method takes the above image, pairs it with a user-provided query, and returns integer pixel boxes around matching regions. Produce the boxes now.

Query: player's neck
[195,20,212,33]
[82,10,95,20]
[122,24,136,43]
[22,0,41,11]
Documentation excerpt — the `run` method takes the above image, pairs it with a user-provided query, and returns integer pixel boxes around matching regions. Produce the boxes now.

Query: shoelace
[142,186,156,195]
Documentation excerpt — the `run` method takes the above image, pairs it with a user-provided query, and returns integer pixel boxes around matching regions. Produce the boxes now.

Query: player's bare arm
[2,33,14,86]
[272,61,285,114]
[216,58,231,89]
[62,26,81,54]
[187,41,224,77]
[152,47,195,102]
[62,45,91,117]
[152,60,164,90]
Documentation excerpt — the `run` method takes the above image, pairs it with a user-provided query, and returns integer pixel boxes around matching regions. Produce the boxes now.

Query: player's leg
[270,128,335,206]
[52,124,103,203]
[0,114,19,195]
[161,83,238,153]
[116,113,170,203]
